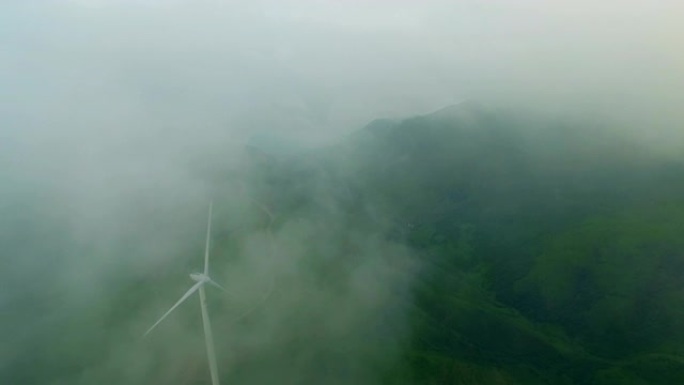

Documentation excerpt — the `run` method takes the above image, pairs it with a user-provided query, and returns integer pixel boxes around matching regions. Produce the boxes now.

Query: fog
[1,1,683,384]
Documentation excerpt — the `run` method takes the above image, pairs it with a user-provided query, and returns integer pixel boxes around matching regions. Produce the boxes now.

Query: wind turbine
[144,201,225,385]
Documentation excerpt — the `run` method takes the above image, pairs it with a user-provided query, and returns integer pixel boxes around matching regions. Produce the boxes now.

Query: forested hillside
[245,102,684,384]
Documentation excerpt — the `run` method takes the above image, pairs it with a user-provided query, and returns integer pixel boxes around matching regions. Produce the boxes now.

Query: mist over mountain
[229,102,684,384]
[2,89,683,384]
[3,95,684,384]
[3,2,684,384]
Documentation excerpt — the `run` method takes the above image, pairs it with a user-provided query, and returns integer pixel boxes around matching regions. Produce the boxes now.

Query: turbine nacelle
[190,272,229,293]
[190,272,210,283]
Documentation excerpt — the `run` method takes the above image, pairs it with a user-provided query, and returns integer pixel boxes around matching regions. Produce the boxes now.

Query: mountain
[251,102,684,384]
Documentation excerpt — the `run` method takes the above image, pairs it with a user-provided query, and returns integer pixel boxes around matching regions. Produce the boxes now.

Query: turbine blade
[143,281,204,337]
[204,201,213,275]
[206,277,234,297]
[199,285,221,385]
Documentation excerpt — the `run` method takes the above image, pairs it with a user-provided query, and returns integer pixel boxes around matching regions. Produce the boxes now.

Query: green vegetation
[304,104,684,384]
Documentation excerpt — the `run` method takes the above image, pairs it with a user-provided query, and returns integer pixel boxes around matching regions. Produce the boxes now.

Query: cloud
[3,1,683,144]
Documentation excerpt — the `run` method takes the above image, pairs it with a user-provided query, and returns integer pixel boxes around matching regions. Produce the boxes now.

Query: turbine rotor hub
[190,273,210,283]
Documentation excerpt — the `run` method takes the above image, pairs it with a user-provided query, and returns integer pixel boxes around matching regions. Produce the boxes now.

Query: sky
[1,1,683,382]
[2,0,682,147]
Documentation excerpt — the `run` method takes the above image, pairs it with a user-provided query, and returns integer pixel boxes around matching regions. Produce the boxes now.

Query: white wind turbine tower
[144,201,225,385]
